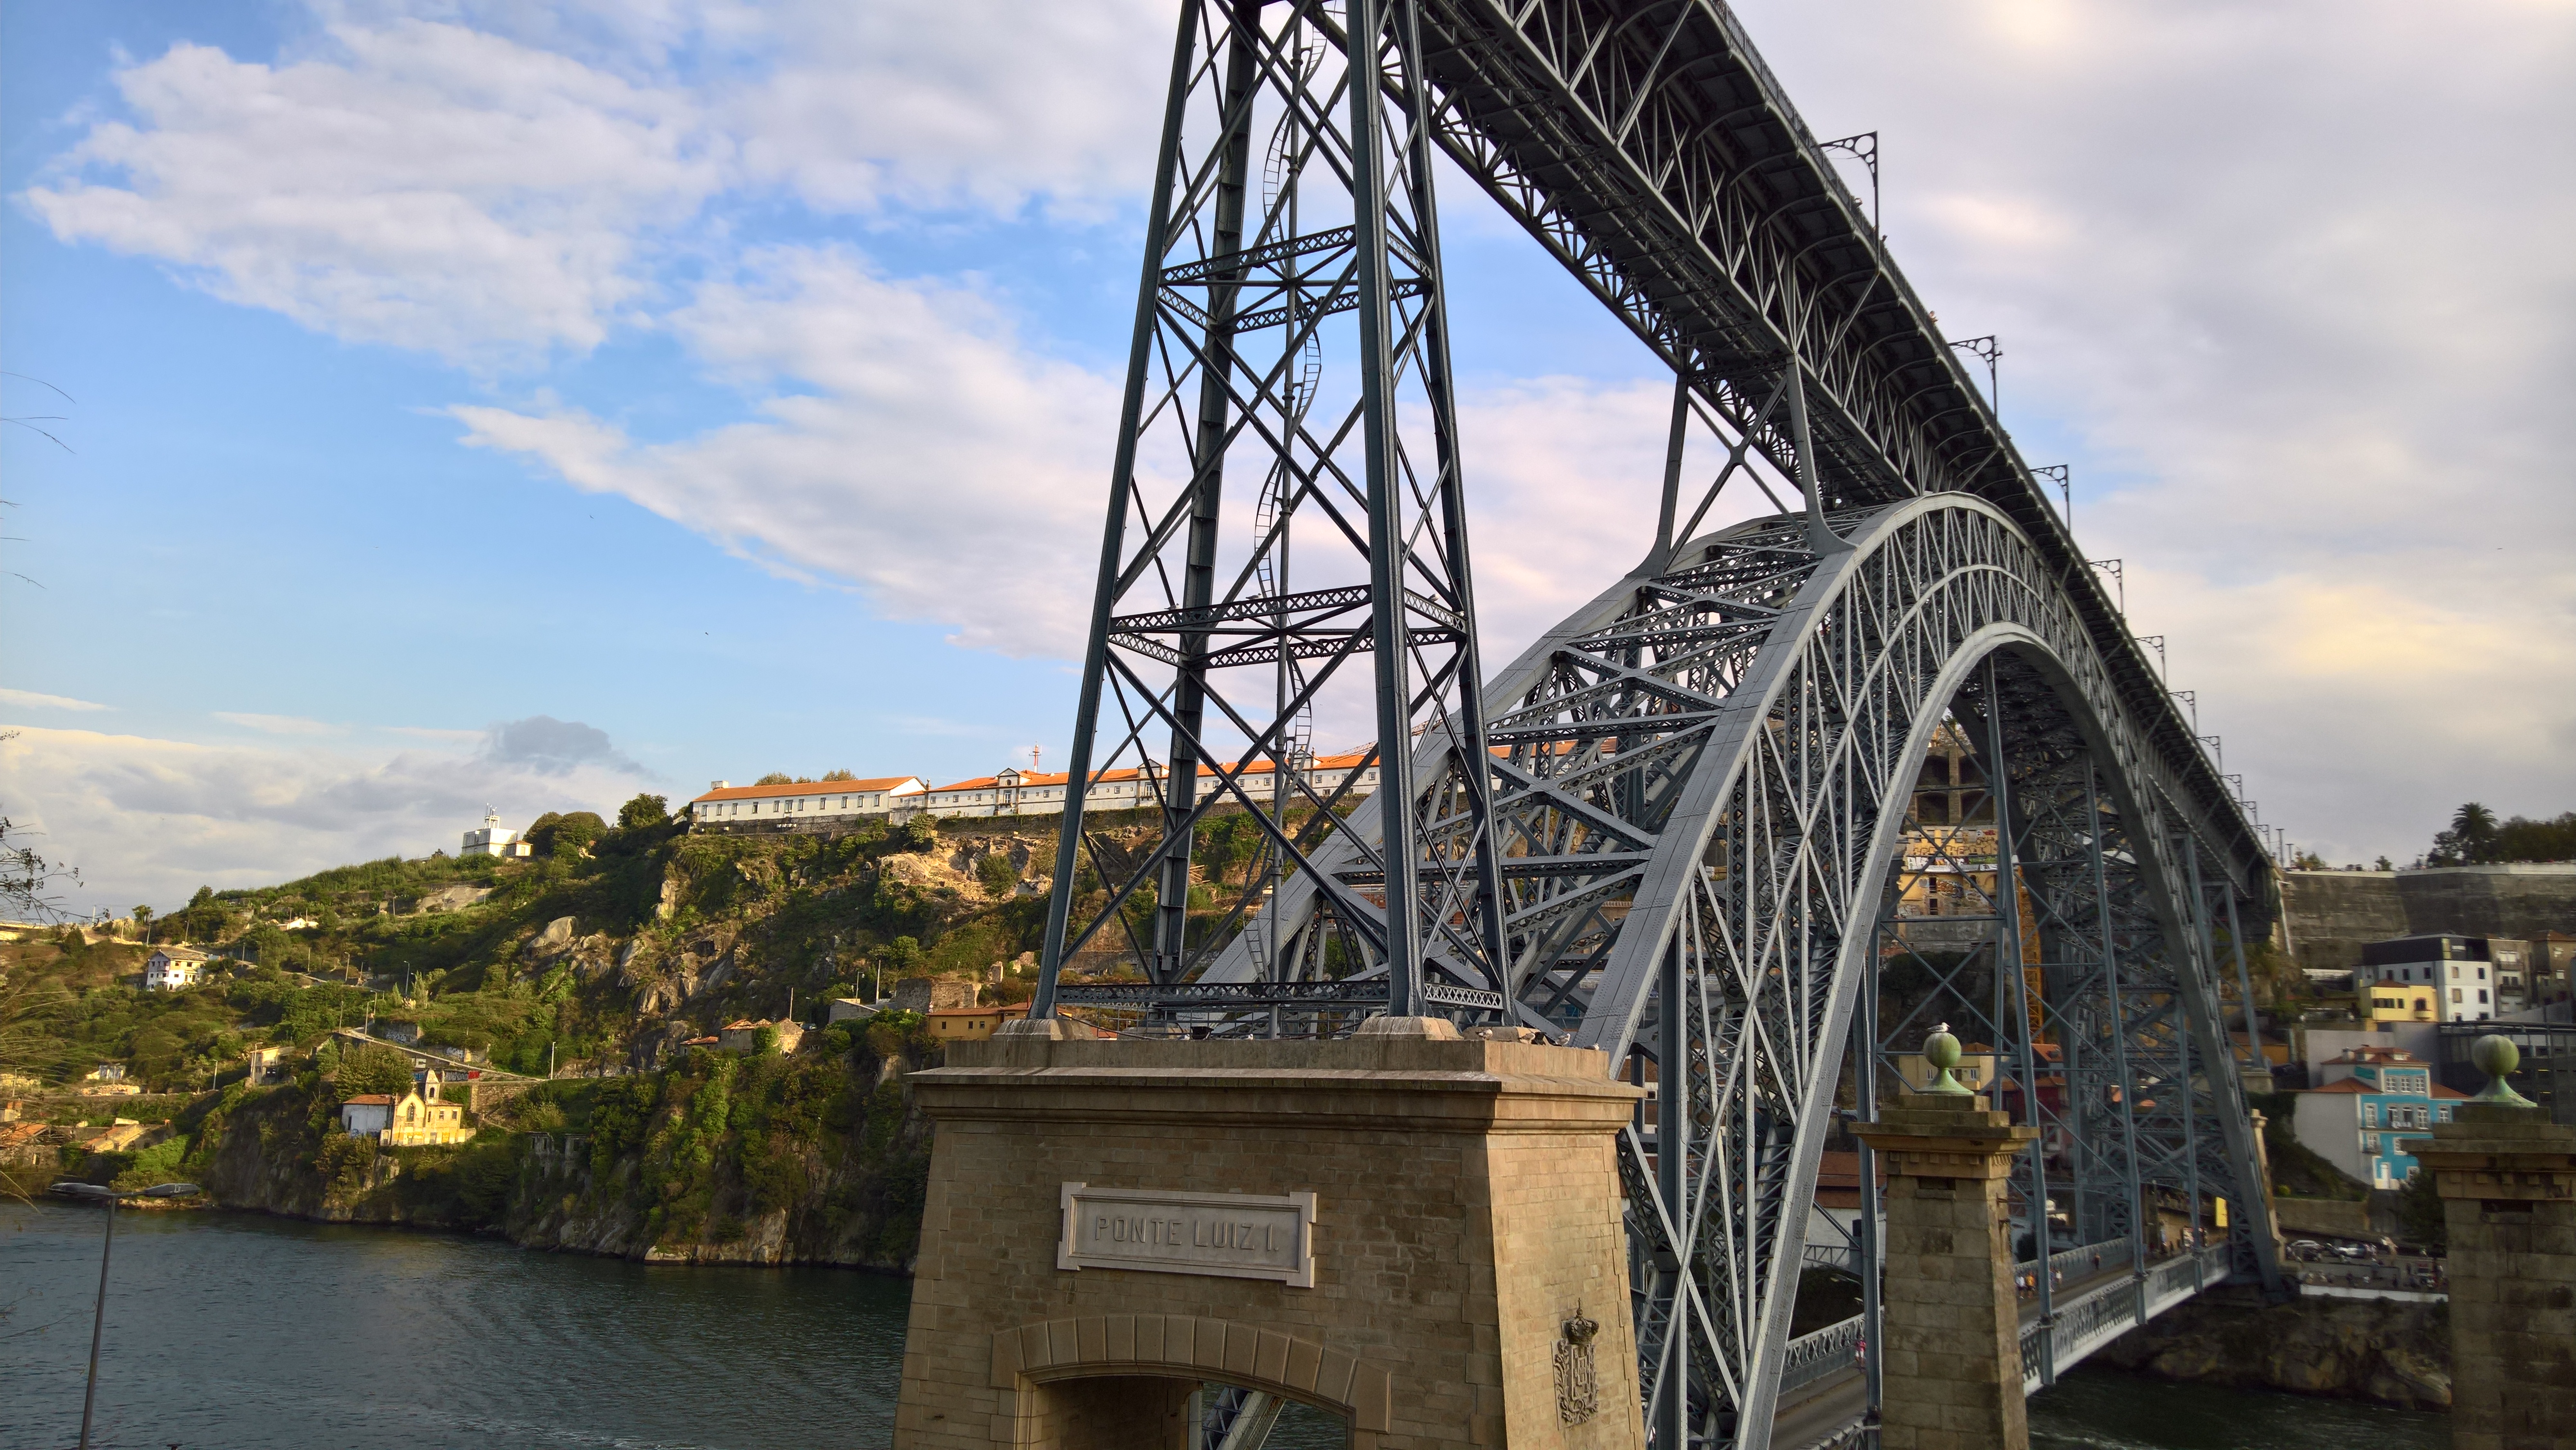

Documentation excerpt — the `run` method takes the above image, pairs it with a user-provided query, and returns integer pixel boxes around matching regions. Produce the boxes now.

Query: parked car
[2285,1239,2324,1260]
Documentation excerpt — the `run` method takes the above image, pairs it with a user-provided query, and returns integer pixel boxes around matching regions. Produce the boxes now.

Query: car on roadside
[2285,1239,2324,1260]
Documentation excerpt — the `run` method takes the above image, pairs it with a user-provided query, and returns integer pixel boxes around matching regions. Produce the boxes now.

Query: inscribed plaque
[1057,1182,1317,1288]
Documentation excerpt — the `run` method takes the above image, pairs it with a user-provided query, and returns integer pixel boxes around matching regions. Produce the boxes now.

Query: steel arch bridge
[1024,2,2289,1447]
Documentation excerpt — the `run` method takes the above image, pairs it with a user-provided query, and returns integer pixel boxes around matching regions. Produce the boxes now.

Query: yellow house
[2365,982,2439,1029]
[381,1079,473,1147]
[927,1004,1033,1042]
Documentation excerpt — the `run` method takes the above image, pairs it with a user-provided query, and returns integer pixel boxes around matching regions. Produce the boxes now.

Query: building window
[2363,1102,2380,1127]
[2479,989,2488,1004]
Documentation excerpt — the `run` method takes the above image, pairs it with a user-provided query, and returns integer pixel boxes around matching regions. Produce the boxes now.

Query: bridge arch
[1213,493,2283,1445]
[987,1311,1393,1448]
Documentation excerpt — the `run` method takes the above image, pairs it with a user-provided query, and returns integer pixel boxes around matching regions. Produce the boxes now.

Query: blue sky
[4,0,2571,914]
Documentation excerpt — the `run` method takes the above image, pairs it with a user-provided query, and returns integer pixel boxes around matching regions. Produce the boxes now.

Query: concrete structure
[2290,1047,2465,1188]
[689,777,929,833]
[893,977,982,1016]
[893,1021,1644,1450]
[2362,935,2509,1026]
[2415,1049,2576,1450]
[1852,1092,2038,1450]
[827,997,879,1025]
[460,808,529,859]
[144,945,210,990]
[717,1018,805,1054]
[2279,864,2576,979]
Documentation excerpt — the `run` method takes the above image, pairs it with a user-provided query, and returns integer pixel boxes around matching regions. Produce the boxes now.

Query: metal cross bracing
[1023,2,2291,1447]
[1032,0,1515,1026]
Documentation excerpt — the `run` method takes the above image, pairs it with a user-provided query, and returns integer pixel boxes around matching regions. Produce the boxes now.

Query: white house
[2360,934,2501,1026]
[145,946,212,991]
[461,808,531,859]
[340,1094,397,1136]
[689,777,930,833]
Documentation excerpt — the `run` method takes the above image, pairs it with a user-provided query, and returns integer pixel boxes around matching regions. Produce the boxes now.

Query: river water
[1,1206,2445,1450]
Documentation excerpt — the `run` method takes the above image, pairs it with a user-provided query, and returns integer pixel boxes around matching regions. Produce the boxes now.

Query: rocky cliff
[2093,1287,2451,1410]
[186,1024,939,1271]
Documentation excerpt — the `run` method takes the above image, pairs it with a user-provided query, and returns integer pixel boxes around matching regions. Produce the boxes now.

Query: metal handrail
[1779,1314,1865,1395]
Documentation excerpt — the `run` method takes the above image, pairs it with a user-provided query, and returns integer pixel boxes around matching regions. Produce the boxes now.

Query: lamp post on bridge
[52,1179,203,1450]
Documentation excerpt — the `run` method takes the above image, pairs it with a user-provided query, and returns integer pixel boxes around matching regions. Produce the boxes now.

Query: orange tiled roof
[927,752,1382,797]
[343,1094,396,1105]
[693,778,924,805]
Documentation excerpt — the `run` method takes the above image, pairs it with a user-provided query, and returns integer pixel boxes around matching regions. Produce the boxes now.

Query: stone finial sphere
[2472,1034,2519,1080]
[1923,1024,1971,1095]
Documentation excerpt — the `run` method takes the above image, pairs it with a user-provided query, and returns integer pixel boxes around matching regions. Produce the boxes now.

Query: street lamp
[52,1181,202,1450]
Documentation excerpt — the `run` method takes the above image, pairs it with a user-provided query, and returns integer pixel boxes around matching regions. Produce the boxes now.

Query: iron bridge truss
[1025,3,2289,1448]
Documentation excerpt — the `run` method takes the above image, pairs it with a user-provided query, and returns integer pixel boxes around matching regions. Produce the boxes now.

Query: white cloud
[213,712,341,736]
[0,687,112,712]
[17,1,1169,364]
[718,0,1166,216]
[451,244,1116,655]
[21,20,724,364]
[0,718,652,912]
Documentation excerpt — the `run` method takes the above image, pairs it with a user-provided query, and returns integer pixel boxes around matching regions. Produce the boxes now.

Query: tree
[526,811,606,858]
[335,1044,415,1098]
[978,853,1019,899]
[2374,856,2393,872]
[617,793,670,831]
[2430,801,2503,866]
[133,904,154,942]
[755,772,795,786]
[821,769,858,781]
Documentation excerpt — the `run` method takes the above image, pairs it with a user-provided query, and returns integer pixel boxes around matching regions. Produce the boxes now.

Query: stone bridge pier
[892,1019,1646,1450]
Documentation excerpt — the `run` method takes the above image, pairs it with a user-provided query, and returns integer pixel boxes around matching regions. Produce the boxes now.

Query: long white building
[684,752,1385,832]
[914,751,1382,819]
[688,777,929,833]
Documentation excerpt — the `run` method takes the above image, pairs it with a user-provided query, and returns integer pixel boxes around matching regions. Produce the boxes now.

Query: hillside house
[717,1019,805,1054]
[689,778,928,835]
[145,946,211,991]
[2361,934,2506,1026]
[69,1120,148,1153]
[340,1095,398,1136]
[380,1079,473,1147]
[926,1004,1032,1042]
[2292,1046,2466,1188]
[461,808,531,859]
[914,752,1386,820]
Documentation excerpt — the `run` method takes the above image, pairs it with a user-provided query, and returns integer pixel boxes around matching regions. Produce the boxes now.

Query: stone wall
[2279,864,2576,975]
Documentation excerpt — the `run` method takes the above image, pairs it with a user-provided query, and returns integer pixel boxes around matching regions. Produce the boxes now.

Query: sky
[2,0,2570,917]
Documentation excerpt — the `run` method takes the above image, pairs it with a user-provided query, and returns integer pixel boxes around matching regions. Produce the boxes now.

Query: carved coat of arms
[1555,1307,1601,1425]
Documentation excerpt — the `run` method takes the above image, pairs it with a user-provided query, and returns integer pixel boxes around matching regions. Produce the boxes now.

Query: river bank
[30,1028,942,1272]
[2092,1284,2451,1410]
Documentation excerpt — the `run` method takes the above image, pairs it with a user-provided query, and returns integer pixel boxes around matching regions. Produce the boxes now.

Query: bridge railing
[2022,1243,2236,1393]
[1779,1315,1867,1398]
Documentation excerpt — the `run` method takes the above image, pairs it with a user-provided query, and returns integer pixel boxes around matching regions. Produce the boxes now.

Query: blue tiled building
[2290,1046,2465,1189]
